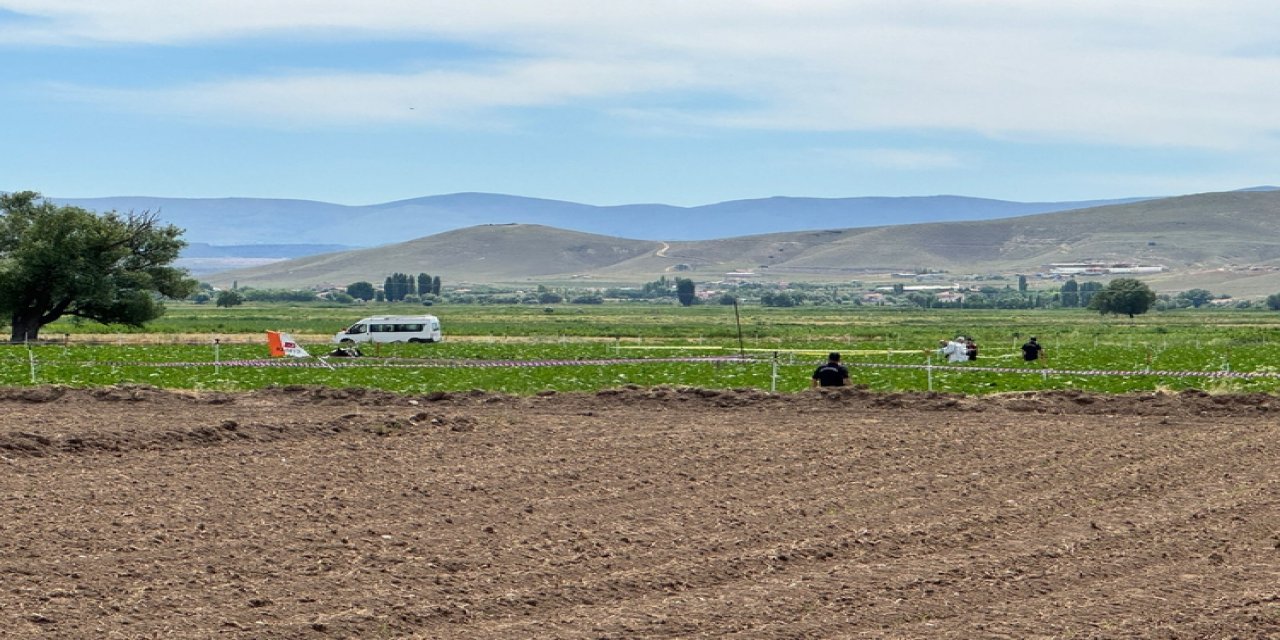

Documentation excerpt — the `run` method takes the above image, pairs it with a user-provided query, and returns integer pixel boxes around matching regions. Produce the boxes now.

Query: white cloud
[10,1,1280,149]
[811,147,965,171]
[53,57,699,127]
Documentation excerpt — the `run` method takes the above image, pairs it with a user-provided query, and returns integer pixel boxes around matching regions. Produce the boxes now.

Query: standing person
[965,337,979,361]
[937,338,968,363]
[811,352,851,388]
[1021,336,1044,362]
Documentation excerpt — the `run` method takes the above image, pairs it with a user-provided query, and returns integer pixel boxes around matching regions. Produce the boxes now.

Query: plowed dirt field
[1,385,1277,639]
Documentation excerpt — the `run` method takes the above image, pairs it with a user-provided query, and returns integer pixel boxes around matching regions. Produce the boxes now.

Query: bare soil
[1,385,1277,639]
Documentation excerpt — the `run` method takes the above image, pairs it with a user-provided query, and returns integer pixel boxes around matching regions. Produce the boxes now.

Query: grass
[12,302,1280,395]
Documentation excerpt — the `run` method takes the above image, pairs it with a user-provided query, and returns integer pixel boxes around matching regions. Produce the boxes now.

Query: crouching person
[811,352,850,388]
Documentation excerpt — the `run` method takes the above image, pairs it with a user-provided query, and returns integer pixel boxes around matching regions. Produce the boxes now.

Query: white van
[333,315,443,344]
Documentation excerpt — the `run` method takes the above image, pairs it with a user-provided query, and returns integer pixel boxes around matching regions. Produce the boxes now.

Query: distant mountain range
[176,242,358,277]
[206,189,1280,298]
[54,192,1160,247]
[55,191,1158,275]
[180,243,351,259]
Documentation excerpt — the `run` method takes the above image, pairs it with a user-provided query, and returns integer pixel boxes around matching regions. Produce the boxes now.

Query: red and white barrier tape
[848,361,1274,380]
[51,355,1278,381]
[93,355,755,369]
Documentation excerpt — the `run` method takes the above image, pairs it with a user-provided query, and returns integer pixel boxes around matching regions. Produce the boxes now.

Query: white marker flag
[266,331,311,358]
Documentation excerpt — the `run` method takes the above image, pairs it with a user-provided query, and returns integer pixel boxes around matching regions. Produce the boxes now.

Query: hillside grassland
[208,191,1280,293]
[10,302,1280,395]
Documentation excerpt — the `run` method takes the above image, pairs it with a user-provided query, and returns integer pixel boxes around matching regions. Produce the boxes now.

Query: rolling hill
[209,190,1280,296]
[211,224,660,289]
[55,192,1149,246]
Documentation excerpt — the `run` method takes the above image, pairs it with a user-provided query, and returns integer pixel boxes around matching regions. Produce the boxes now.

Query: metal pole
[771,351,778,392]
[733,299,745,357]
[214,338,221,375]
[27,338,36,384]
[926,355,933,392]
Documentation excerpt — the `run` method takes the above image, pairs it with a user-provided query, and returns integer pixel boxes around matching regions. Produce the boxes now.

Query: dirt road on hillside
[1,385,1277,639]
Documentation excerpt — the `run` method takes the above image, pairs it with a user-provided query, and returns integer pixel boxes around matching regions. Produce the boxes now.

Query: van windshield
[345,323,366,334]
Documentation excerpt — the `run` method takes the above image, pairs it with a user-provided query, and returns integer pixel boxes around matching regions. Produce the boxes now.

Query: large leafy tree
[215,290,244,308]
[1060,279,1079,307]
[1078,281,1104,307]
[676,278,696,306]
[1177,288,1214,308]
[1088,277,1157,319]
[0,192,196,342]
[383,272,415,301]
[346,281,376,301]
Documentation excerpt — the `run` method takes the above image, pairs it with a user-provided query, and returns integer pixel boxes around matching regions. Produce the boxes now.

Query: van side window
[398,324,423,332]
[371,324,392,333]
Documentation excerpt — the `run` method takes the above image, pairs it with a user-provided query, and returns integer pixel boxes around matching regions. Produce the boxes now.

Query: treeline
[371,273,442,302]
[197,275,1269,312]
[731,279,1250,311]
[201,272,446,307]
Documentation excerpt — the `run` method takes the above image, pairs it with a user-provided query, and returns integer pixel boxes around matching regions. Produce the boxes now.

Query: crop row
[3,331,1278,395]
[12,303,1280,394]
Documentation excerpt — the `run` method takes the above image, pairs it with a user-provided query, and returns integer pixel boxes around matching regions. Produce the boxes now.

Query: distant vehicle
[333,315,442,344]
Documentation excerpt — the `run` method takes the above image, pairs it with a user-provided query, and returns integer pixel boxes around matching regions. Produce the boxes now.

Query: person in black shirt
[811,352,850,388]
[1021,337,1043,362]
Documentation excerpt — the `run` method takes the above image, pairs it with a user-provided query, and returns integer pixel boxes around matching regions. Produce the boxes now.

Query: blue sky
[2,1,1279,206]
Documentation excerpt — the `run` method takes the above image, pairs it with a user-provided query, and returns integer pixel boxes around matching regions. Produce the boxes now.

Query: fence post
[213,338,221,375]
[926,355,933,392]
[771,351,778,392]
[27,338,36,384]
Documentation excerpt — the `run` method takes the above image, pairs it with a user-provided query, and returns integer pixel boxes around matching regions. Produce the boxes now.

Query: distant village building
[914,273,949,282]
[873,284,960,293]
[1047,262,1167,275]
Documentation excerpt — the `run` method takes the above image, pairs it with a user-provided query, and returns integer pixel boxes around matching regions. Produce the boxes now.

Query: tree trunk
[9,314,42,343]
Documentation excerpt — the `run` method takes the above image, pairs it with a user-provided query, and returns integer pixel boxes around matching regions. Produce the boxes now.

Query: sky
[2,1,1279,207]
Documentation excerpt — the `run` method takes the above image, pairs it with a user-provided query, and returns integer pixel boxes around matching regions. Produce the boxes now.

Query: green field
[8,302,1280,395]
